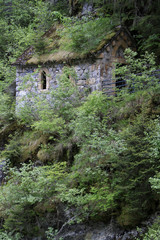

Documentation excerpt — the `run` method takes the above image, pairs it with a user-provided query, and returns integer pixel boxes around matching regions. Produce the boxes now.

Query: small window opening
[115,64,126,91]
[41,71,46,89]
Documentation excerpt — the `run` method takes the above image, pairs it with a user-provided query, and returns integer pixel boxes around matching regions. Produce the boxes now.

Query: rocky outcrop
[55,213,160,240]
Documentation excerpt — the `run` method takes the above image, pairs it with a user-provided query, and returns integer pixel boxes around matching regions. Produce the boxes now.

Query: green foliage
[1,136,21,165]
[77,91,108,116]
[33,36,47,54]
[17,67,81,134]
[60,16,115,53]
[57,167,117,220]
[33,112,65,135]
[45,227,63,240]
[0,94,15,126]
[136,172,160,240]
[70,91,109,145]
[115,49,157,95]
[52,66,80,120]
[112,117,160,223]
[11,53,160,227]
[8,24,37,62]
[62,90,160,224]
[150,173,160,194]
[2,80,160,236]
[0,231,21,240]
[135,7,160,57]
[1,1,160,236]
[0,162,67,236]
[0,0,68,91]
[0,61,16,92]
[137,218,160,240]
[45,227,55,240]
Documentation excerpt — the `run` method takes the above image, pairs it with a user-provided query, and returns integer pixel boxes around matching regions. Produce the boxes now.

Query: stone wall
[16,28,134,107]
[16,59,103,108]
[74,61,101,92]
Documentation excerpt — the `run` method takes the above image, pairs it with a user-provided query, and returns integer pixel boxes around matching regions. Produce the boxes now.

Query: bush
[0,162,67,236]
[137,218,160,240]
[0,231,21,240]
[115,49,157,94]
[0,94,15,126]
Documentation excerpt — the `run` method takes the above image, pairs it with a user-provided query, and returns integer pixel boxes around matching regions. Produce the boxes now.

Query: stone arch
[38,68,50,90]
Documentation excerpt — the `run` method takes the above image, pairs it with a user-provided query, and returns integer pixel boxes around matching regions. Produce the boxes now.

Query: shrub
[0,162,67,236]
[0,94,15,126]
[115,49,157,94]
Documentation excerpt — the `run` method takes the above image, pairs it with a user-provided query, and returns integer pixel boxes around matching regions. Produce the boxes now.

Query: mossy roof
[14,24,133,66]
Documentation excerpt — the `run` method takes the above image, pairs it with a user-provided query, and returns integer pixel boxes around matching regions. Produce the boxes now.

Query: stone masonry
[15,26,136,107]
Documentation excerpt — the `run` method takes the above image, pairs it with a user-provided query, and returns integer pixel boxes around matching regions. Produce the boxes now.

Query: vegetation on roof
[59,16,116,53]
[27,17,117,64]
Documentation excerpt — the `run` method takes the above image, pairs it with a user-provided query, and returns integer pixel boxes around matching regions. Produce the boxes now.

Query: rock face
[53,212,160,240]
[55,221,138,240]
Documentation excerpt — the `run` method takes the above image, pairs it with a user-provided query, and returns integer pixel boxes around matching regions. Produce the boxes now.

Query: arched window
[41,71,47,90]
[38,68,50,91]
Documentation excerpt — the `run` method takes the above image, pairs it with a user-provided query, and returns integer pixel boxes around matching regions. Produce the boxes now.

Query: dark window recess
[116,77,126,89]
[115,64,126,90]
[41,71,46,89]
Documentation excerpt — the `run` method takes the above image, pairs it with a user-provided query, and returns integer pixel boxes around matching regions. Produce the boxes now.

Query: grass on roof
[27,17,116,64]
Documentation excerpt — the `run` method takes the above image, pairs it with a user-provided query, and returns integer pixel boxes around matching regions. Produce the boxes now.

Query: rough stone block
[78,86,84,91]
[75,66,81,71]
[77,80,86,86]
[18,90,26,97]
[89,78,96,85]
[98,52,104,59]
[92,71,98,78]
[112,40,116,46]
[84,69,89,74]
[106,46,111,52]
[90,65,95,71]
[79,70,84,75]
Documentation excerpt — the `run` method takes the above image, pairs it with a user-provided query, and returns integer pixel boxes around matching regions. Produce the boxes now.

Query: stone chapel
[14,24,136,104]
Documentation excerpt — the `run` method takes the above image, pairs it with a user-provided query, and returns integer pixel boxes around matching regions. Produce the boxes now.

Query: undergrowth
[0,51,160,239]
